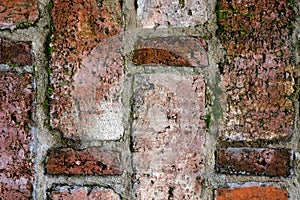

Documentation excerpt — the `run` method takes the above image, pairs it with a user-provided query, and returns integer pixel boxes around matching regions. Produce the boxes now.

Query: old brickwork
[0,0,299,199]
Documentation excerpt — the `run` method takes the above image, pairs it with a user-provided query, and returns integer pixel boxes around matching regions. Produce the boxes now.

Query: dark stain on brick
[0,38,34,66]
[45,148,122,175]
[132,48,191,66]
[216,148,291,177]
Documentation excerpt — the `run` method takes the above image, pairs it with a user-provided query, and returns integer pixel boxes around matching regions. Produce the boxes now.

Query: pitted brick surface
[218,0,294,142]
[46,148,122,175]
[0,38,34,66]
[216,148,291,177]
[49,186,121,200]
[133,36,208,67]
[50,0,124,140]
[0,0,38,29]
[137,0,208,28]
[132,73,205,199]
[216,184,288,200]
[0,72,34,199]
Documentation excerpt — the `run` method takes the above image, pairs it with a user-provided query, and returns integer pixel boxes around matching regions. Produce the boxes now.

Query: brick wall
[0,0,299,199]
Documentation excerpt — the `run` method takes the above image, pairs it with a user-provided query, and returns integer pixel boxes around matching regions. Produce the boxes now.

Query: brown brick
[50,0,124,140]
[133,36,208,67]
[0,72,34,199]
[0,0,38,29]
[216,183,288,200]
[45,148,122,175]
[218,0,295,142]
[0,38,34,66]
[132,73,206,199]
[216,148,291,176]
[137,0,208,28]
[49,186,121,200]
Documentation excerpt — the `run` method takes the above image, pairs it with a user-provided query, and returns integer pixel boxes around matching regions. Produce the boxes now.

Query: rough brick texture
[218,0,295,142]
[216,148,291,177]
[132,73,206,199]
[0,0,38,29]
[133,36,208,67]
[0,72,34,199]
[137,0,208,28]
[49,186,121,200]
[0,38,34,66]
[216,183,288,200]
[50,0,124,140]
[46,148,122,175]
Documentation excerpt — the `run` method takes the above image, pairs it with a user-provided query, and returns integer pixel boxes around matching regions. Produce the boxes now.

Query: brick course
[216,183,288,200]
[49,186,121,200]
[0,0,38,29]
[45,148,122,175]
[216,148,291,177]
[132,73,206,199]
[50,0,124,140]
[0,72,34,199]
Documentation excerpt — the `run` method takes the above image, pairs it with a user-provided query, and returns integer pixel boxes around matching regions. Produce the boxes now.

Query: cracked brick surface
[0,38,34,66]
[49,186,121,200]
[50,0,124,140]
[216,148,291,177]
[216,183,288,200]
[132,73,205,199]
[0,0,38,29]
[0,72,34,199]
[137,0,208,28]
[218,0,295,142]
[45,148,122,175]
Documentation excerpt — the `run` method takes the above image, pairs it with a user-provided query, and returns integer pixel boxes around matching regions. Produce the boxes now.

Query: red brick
[137,0,208,28]
[45,148,122,175]
[133,36,208,67]
[216,183,288,200]
[49,186,121,200]
[0,72,34,199]
[217,0,295,142]
[50,0,124,140]
[132,73,205,199]
[216,148,291,177]
[0,38,34,66]
[0,0,38,29]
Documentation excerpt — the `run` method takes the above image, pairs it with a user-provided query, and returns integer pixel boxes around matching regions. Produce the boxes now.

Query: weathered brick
[132,73,206,199]
[137,0,208,28]
[216,148,291,177]
[45,148,122,175]
[0,0,38,29]
[218,0,295,142]
[133,36,208,67]
[216,183,288,200]
[50,0,124,140]
[49,186,121,200]
[0,38,34,66]
[0,72,34,199]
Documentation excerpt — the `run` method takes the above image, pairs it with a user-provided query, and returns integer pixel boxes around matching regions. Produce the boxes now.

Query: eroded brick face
[0,38,34,66]
[137,0,208,28]
[218,0,294,142]
[50,0,124,140]
[0,0,38,29]
[133,36,208,67]
[216,184,288,200]
[45,148,122,175]
[216,148,291,177]
[0,72,34,199]
[132,73,206,199]
[49,186,121,200]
